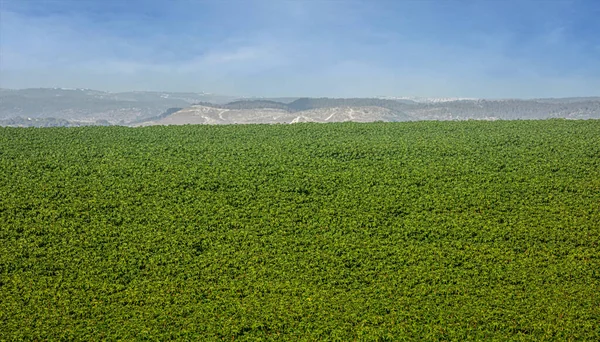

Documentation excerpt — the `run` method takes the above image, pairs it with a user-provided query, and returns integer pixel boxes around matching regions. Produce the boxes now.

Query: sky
[0,0,599,98]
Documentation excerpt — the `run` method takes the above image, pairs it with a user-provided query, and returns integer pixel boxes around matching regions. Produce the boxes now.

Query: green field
[1,120,599,340]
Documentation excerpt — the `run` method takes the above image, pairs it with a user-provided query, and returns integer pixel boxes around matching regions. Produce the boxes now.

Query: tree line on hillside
[0,117,112,127]
[193,98,414,112]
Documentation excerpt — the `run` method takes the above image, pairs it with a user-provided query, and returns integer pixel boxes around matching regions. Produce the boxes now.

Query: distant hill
[0,88,236,124]
[192,98,420,112]
[133,105,411,126]
[1,88,599,126]
[286,98,414,112]
[222,100,292,111]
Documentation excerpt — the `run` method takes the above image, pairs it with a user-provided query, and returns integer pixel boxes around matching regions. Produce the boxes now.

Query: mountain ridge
[1,88,599,126]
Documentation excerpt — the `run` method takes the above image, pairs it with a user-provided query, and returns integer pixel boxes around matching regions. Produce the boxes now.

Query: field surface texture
[1,120,599,340]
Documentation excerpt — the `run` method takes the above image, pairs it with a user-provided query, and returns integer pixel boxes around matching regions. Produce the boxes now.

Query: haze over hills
[0,88,599,127]
[0,88,237,126]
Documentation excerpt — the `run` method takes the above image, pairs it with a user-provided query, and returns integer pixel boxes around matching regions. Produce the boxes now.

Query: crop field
[1,120,599,340]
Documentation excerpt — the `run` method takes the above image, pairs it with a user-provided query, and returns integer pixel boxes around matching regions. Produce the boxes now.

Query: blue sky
[1,0,599,98]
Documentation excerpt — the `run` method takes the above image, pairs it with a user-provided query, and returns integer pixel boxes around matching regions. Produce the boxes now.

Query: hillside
[137,97,600,125]
[1,120,599,340]
[1,89,599,126]
[0,88,236,125]
[134,105,412,126]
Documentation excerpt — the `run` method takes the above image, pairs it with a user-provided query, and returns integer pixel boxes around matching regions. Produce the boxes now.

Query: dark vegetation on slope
[193,98,415,113]
[130,107,184,124]
[1,120,599,340]
[285,98,415,112]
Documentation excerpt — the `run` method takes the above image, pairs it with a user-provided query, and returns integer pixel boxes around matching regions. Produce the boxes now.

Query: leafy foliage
[1,120,599,340]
